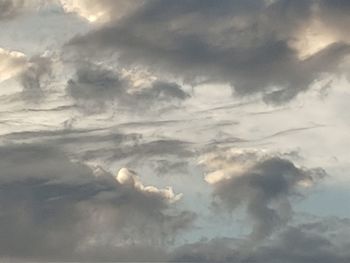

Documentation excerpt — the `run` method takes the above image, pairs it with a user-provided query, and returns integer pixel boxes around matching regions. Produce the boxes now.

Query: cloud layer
[1,1,350,262]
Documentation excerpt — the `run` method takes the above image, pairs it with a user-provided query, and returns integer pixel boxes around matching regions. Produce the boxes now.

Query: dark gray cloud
[172,217,350,262]
[107,139,194,162]
[136,80,189,101]
[203,151,326,241]
[3,144,344,263]
[81,139,194,165]
[1,125,193,170]
[0,143,195,261]
[0,0,23,20]
[67,0,350,104]
[19,55,51,101]
[66,63,128,112]
[66,63,189,113]
[318,0,350,32]
[116,119,184,128]
[1,127,142,154]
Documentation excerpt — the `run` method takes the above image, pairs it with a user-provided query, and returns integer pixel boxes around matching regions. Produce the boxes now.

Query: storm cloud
[0,144,195,261]
[67,0,350,103]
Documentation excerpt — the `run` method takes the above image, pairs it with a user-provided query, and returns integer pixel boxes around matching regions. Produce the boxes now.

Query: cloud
[19,55,51,101]
[67,0,350,104]
[66,63,129,112]
[172,217,350,262]
[200,148,326,241]
[1,1,350,262]
[0,0,24,20]
[0,47,51,100]
[0,47,27,82]
[0,143,195,261]
[1,127,142,160]
[66,63,189,113]
[134,80,189,101]
[115,167,183,203]
[0,0,48,21]
[318,0,350,35]
[59,0,143,23]
[1,142,341,263]
[105,139,194,162]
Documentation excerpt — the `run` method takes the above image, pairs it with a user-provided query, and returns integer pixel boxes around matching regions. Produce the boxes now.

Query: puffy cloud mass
[1,144,345,263]
[201,148,326,241]
[0,144,195,261]
[67,0,350,103]
[0,47,27,82]
[0,47,51,100]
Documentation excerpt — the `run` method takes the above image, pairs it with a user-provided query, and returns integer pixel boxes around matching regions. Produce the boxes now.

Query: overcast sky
[1,0,350,262]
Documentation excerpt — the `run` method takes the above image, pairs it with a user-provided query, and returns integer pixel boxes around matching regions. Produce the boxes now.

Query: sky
[0,0,350,262]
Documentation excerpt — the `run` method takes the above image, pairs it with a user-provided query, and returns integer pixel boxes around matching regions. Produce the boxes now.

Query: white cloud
[0,47,27,82]
[116,167,183,203]
[59,0,141,23]
[201,148,318,188]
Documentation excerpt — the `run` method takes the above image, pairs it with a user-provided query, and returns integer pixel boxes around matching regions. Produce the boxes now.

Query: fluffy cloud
[0,144,195,261]
[0,47,27,82]
[200,148,326,241]
[67,0,350,104]
[0,47,51,99]
[59,0,143,23]
[115,167,183,203]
